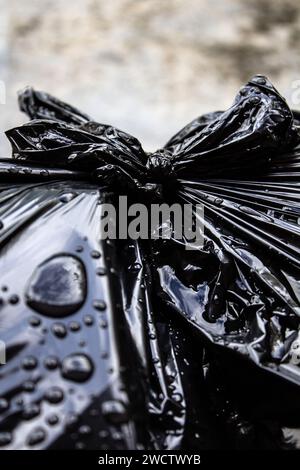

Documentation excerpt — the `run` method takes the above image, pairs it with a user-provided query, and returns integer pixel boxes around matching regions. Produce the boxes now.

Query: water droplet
[47,414,59,426]
[44,356,59,370]
[45,387,64,404]
[52,322,67,338]
[29,316,41,327]
[26,255,86,317]
[78,425,91,436]
[22,404,40,420]
[96,267,107,276]
[61,354,93,383]
[23,381,36,392]
[214,198,223,205]
[26,427,46,446]
[59,192,76,203]
[93,300,106,311]
[101,400,129,424]
[83,315,94,326]
[128,262,142,272]
[9,294,19,305]
[69,321,81,332]
[22,356,38,370]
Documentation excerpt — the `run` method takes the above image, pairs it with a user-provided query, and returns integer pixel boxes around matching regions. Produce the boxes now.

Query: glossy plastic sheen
[0,75,300,449]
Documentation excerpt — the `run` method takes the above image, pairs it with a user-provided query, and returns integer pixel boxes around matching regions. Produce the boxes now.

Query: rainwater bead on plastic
[29,316,41,327]
[93,300,107,311]
[59,193,76,203]
[47,414,59,426]
[128,262,142,272]
[96,267,107,276]
[214,198,223,206]
[44,356,59,370]
[101,400,129,424]
[52,322,67,338]
[78,425,92,436]
[69,321,81,332]
[9,294,19,305]
[22,356,38,370]
[23,381,36,392]
[26,427,46,446]
[26,255,86,318]
[61,353,93,383]
[22,404,40,420]
[44,387,64,404]
[83,315,94,326]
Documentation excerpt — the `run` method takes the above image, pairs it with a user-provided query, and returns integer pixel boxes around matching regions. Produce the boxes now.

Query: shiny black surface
[0,75,300,449]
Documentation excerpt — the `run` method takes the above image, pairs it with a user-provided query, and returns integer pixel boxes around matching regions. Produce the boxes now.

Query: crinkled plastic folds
[0,75,300,449]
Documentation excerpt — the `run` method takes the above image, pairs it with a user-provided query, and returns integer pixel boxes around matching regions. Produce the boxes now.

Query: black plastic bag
[1,75,300,449]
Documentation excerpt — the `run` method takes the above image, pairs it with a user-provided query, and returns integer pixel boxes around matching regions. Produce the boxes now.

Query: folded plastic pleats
[0,75,300,450]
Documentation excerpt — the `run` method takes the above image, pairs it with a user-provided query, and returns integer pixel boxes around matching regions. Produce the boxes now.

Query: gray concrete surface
[1,0,300,154]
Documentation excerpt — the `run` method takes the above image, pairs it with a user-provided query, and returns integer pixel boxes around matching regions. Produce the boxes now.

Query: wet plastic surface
[0,75,300,449]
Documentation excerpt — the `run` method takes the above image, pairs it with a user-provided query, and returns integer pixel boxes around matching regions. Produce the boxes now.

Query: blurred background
[1,0,300,154]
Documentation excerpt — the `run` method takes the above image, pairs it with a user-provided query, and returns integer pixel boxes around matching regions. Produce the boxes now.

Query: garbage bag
[0,75,300,450]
